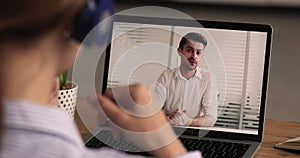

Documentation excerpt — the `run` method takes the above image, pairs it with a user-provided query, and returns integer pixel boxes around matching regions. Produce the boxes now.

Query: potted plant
[58,71,78,119]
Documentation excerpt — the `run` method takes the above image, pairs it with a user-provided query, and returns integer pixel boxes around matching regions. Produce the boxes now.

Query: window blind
[107,22,172,87]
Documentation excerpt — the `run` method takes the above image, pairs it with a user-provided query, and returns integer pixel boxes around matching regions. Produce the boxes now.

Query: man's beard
[181,57,198,71]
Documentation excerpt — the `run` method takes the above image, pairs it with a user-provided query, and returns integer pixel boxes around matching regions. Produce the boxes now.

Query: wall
[113,0,300,123]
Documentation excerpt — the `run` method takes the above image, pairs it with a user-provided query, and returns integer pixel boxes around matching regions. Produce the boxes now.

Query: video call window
[106,21,267,134]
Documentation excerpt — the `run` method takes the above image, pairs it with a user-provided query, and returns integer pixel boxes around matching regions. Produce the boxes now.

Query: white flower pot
[58,81,78,119]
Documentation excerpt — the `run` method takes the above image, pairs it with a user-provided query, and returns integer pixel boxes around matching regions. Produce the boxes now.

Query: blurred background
[113,0,300,123]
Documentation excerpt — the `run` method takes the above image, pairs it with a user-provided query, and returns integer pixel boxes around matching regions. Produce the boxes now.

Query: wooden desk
[254,120,300,158]
[75,112,300,157]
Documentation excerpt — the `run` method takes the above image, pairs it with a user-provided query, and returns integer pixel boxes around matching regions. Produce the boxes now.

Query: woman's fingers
[96,95,128,126]
[103,88,115,102]
[104,84,152,106]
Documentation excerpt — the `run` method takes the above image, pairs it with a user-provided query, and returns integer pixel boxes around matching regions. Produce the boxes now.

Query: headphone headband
[73,0,114,44]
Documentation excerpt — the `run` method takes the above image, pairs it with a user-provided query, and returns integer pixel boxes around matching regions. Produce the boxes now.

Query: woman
[0,0,202,157]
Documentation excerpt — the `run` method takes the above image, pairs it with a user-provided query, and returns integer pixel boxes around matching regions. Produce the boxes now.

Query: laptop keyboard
[85,130,250,158]
[85,130,150,155]
[180,137,250,158]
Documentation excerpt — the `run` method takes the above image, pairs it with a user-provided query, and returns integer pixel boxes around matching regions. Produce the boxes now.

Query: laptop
[84,15,272,158]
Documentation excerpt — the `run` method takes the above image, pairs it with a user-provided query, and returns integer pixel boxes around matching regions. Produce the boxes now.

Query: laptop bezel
[102,15,272,142]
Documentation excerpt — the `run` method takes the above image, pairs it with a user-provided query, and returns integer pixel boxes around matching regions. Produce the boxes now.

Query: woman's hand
[91,83,187,158]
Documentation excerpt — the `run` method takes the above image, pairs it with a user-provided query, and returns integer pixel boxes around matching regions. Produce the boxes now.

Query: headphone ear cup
[73,0,114,44]
[93,0,114,45]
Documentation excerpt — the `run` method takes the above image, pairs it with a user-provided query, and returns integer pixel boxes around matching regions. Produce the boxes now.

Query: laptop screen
[103,15,272,138]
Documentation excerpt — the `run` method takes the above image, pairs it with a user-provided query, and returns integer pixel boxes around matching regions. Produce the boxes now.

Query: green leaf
[59,71,68,89]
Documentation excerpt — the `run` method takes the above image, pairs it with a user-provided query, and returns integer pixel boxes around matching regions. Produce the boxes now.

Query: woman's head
[0,0,86,39]
[0,0,85,74]
[0,0,85,148]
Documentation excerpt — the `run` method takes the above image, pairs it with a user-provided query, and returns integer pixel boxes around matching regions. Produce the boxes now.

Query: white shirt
[1,99,202,158]
[154,68,218,121]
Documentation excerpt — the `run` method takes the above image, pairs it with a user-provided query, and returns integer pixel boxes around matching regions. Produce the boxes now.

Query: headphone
[73,0,114,45]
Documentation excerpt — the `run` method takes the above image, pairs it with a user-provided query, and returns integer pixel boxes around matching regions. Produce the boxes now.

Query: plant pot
[58,81,78,119]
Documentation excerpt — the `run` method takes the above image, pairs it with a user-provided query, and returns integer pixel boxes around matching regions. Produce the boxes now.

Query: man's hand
[169,110,193,126]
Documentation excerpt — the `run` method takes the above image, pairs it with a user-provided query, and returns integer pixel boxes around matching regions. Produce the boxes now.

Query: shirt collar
[174,67,202,80]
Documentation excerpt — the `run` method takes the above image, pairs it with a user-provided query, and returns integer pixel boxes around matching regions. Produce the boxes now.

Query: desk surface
[75,112,300,158]
[254,119,300,158]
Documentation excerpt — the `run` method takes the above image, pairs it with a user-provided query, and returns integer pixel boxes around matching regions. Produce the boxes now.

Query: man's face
[178,39,205,71]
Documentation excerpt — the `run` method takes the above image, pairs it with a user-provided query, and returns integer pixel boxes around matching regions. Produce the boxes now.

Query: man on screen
[154,32,218,127]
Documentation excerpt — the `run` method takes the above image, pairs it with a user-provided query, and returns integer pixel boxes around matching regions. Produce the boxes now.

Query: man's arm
[194,72,218,127]
[168,110,216,127]
[190,115,217,127]
[153,71,169,109]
